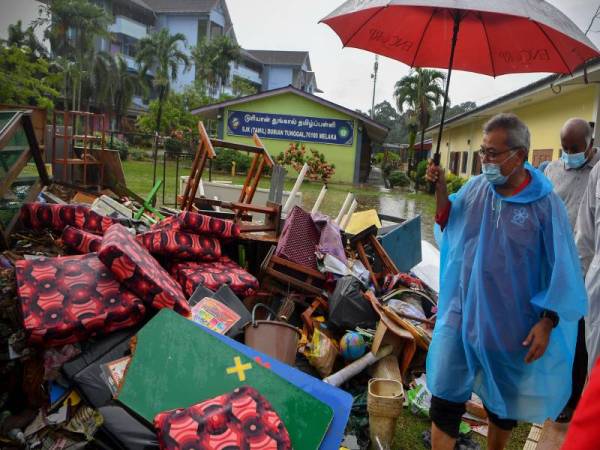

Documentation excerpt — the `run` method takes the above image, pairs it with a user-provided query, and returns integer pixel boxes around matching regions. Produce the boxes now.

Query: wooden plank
[210,138,264,154]
[265,267,325,296]
[90,148,126,189]
[252,133,274,167]
[271,254,326,280]
[246,157,266,205]
[239,152,260,203]
[0,111,23,151]
[21,114,50,186]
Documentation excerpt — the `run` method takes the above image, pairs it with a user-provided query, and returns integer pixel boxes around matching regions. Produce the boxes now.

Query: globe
[340,331,366,361]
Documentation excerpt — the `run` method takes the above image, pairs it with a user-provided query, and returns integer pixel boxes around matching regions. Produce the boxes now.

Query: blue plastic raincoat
[427,163,587,423]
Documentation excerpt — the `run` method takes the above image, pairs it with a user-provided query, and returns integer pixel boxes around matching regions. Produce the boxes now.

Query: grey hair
[483,113,531,153]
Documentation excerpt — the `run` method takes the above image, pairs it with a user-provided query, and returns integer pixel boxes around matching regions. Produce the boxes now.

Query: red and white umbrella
[321,0,600,162]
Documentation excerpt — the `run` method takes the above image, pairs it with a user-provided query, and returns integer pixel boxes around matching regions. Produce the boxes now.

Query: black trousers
[430,396,517,439]
[567,318,588,410]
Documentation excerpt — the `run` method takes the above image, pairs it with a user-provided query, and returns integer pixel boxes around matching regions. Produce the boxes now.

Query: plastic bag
[305,328,338,377]
[329,276,378,331]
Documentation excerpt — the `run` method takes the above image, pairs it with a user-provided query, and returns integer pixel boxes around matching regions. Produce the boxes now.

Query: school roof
[427,57,600,133]
[245,50,311,69]
[191,85,389,142]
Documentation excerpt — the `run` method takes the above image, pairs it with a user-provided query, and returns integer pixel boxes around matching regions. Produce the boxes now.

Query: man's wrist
[540,310,559,328]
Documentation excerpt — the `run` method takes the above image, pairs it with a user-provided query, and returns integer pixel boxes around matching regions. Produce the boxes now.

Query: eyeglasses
[478,146,522,161]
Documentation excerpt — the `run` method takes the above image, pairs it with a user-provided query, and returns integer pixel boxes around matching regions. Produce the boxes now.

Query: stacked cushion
[62,226,103,254]
[99,224,190,316]
[153,211,240,240]
[16,254,146,346]
[137,229,221,261]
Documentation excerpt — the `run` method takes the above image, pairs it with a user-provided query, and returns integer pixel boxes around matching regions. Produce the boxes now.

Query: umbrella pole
[432,14,461,180]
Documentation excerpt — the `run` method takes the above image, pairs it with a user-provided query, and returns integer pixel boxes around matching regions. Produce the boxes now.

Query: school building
[192,86,389,184]
[429,58,600,176]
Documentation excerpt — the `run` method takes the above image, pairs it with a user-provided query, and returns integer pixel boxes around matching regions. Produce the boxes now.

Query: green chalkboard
[118,309,333,449]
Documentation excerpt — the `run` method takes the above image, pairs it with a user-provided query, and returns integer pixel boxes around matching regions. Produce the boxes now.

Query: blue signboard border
[226,110,355,146]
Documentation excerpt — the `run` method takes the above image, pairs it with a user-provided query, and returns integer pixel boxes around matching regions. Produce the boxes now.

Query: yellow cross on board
[226,356,253,382]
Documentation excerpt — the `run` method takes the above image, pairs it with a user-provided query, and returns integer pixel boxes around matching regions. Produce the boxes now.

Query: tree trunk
[416,127,426,189]
[408,131,416,172]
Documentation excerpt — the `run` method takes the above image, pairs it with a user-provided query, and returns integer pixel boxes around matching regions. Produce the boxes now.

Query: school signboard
[227,110,354,146]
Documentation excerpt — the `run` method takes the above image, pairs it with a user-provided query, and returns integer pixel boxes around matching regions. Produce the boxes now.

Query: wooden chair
[260,245,328,298]
[349,225,400,292]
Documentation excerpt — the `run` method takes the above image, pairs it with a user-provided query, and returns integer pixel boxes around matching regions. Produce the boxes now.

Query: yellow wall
[434,85,599,176]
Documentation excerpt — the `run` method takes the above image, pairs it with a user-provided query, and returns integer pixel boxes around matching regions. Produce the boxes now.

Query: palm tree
[5,20,48,59]
[394,68,446,169]
[192,36,241,97]
[39,0,111,110]
[136,29,190,136]
[93,53,147,129]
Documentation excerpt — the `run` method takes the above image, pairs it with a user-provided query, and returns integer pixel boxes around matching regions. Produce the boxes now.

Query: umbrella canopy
[321,0,599,76]
[321,0,600,165]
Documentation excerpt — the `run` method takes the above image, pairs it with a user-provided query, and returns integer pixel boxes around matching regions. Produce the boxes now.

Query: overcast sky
[228,0,600,113]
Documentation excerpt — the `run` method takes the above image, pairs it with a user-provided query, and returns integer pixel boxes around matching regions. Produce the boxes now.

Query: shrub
[164,137,184,155]
[446,173,467,194]
[108,135,129,161]
[276,143,335,183]
[213,148,252,174]
[388,170,411,188]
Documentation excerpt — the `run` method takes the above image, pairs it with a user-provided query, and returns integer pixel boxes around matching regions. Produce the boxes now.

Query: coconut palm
[394,68,446,169]
[193,36,241,96]
[136,29,190,135]
[5,20,48,59]
[93,53,147,129]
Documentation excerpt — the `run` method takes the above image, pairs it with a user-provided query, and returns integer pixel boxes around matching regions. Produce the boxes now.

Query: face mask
[561,150,587,169]
[482,152,517,185]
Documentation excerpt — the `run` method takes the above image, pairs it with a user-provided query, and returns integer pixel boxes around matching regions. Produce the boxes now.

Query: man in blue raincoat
[425,113,587,450]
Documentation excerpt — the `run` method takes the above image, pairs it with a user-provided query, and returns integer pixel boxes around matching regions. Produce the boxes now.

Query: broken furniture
[260,245,327,298]
[51,110,107,190]
[180,121,283,235]
[0,109,51,247]
[133,179,165,221]
[350,225,401,292]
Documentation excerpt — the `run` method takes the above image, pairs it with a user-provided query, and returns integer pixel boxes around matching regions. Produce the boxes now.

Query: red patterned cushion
[99,224,190,316]
[16,253,146,347]
[137,230,221,262]
[153,211,240,239]
[153,386,291,450]
[170,257,258,298]
[62,226,103,254]
[20,203,126,234]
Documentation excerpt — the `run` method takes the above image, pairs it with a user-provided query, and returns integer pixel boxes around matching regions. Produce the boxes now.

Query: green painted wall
[221,92,359,183]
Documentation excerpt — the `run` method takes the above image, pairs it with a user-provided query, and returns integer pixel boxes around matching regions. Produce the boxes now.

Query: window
[461,151,468,173]
[210,23,223,39]
[472,152,482,175]
[449,152,460,175]
[197,19,208,43]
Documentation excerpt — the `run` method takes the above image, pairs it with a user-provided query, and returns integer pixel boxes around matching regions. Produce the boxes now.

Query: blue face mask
[482,152,517,185]
[561,150,587,169]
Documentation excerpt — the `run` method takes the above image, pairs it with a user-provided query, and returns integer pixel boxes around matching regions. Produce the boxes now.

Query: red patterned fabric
[99,224,190,316]
[62,226,103,254]
[16,253,145,347]
[153,211,240,239]
[137,230,221,262]
[275,206,320,270]
[170,256,258,298]
[153,386,291,450]
[20,203,127,234]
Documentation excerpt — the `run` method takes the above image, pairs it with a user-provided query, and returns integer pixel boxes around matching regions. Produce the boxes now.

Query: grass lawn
[122,159,381,216]
[393,410,530,450]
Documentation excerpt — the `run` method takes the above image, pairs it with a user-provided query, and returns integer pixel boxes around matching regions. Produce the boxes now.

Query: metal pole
[370,55,379,119]
[434,13,461,165]
[175,154,180,207]
[162,149,166,205]
[152,131,159,189]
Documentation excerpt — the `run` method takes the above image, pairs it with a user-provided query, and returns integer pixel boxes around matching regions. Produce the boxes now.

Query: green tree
[94,53,147,129]
[192,36,241,97]
[0,45,60,109]
[231,76,258,97]
[136,28,190,136]
[37,0,111,110]
[394,68,446,168]
[4,20,48,59]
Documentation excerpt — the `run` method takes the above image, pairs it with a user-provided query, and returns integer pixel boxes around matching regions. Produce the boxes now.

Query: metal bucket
[244,303,301,366]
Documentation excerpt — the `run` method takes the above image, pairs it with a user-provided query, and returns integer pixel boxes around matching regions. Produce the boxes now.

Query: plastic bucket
[244,303,301,365]
[367,378,403,449]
